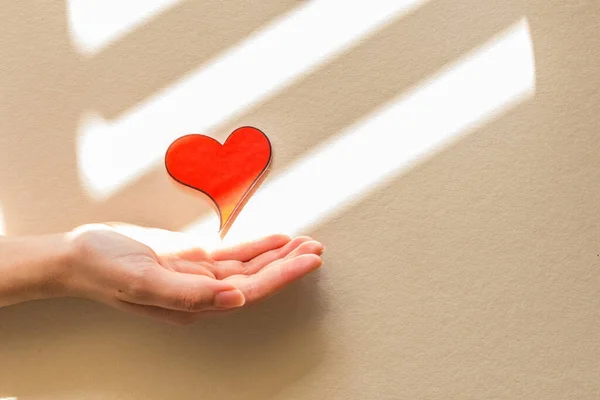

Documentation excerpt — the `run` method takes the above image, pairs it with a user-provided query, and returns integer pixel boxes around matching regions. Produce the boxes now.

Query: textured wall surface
[1,1,600,399]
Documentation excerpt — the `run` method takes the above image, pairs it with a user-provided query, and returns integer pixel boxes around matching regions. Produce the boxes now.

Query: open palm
[66,223,324,324]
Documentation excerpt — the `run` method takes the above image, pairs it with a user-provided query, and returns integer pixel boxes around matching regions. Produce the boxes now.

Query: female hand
[62,223,324,325]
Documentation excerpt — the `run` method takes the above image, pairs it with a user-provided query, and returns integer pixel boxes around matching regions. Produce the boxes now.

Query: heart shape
[165,126,272,234]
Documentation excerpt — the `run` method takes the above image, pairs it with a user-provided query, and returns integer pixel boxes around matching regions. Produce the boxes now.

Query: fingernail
[314,243,325,255]
[214,289,245,308]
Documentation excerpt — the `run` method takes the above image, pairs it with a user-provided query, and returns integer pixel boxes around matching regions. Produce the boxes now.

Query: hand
[63,223,324,325]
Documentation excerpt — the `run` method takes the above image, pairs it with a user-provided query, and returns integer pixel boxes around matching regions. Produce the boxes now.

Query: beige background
[1,0,600,399]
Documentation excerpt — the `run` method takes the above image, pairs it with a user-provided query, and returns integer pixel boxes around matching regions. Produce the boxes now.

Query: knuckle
[239,261,252,275]
[246,277,256,301]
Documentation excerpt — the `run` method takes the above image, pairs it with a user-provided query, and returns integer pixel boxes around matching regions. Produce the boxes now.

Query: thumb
[117,268,245,311]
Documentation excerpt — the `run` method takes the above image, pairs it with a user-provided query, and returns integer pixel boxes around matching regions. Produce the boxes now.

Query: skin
[0,223,324,325]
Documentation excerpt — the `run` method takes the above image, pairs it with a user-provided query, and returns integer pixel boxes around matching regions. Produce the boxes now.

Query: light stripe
[183,18,536,250]
[76,0,431,200]
[67,0,185,55]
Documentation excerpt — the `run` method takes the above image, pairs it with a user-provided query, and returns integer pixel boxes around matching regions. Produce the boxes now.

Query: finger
[242,236,315,274]
[226,254,322,304]
[115,268,246,312]
[210,234,291,262]
[212,236,313,279]
[283,240,324,261]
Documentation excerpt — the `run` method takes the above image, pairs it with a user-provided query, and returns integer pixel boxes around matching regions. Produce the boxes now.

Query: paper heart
[165,126,271,234]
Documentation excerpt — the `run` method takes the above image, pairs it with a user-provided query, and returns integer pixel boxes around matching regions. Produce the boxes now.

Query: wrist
[0,233,73,307]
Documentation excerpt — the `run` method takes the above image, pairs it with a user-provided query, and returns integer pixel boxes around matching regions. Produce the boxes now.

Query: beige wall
[1,1,600,398]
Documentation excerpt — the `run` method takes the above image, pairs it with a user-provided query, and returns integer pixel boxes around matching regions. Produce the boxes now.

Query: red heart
[165,126,272,233]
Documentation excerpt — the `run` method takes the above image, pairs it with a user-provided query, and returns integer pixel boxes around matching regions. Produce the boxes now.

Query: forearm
[0,233,71,307]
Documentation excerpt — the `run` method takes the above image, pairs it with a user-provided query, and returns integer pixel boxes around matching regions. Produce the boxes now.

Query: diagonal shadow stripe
[85,0,302,119]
